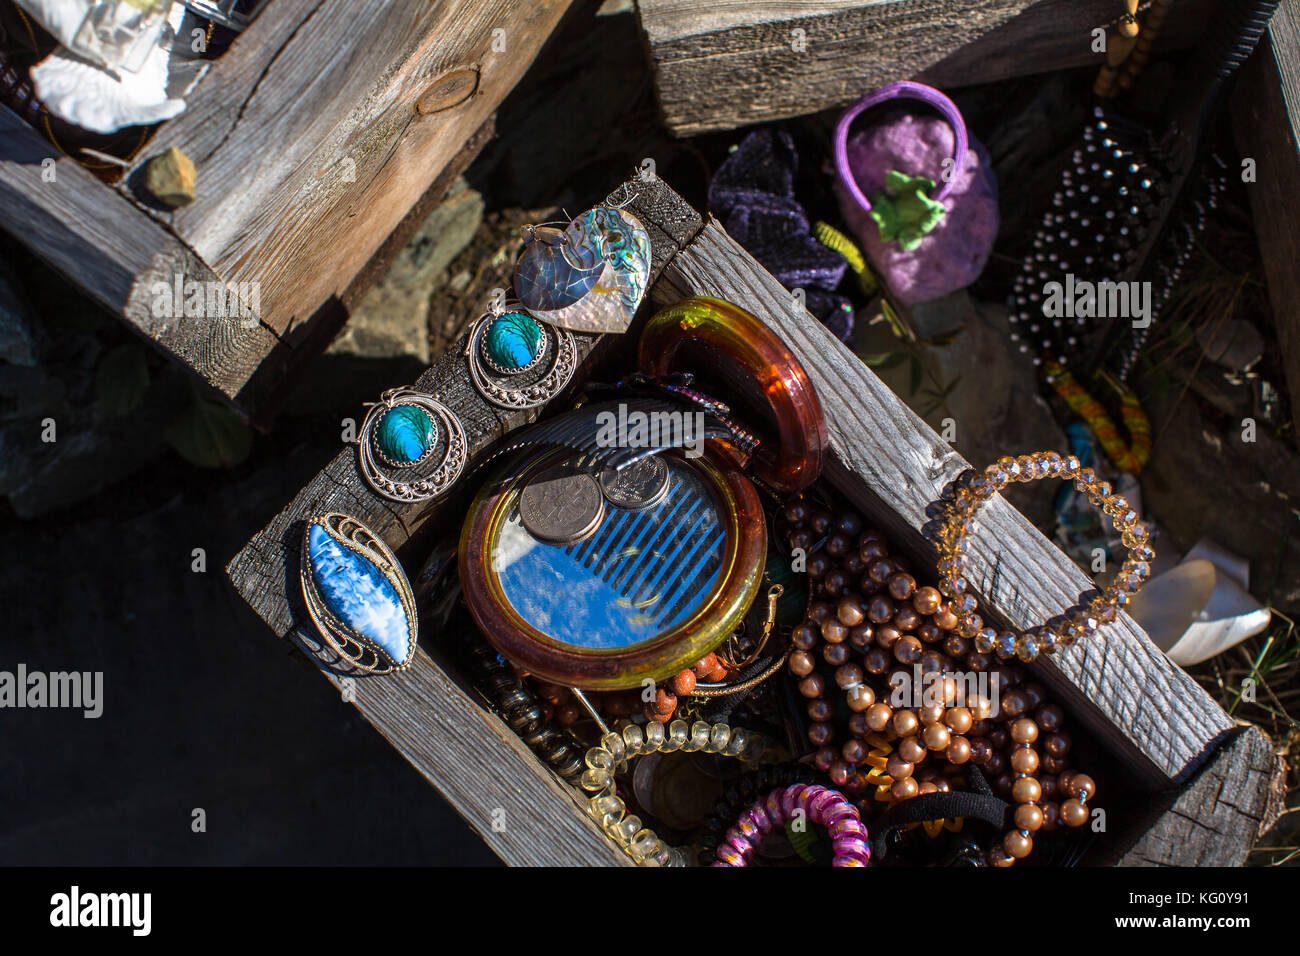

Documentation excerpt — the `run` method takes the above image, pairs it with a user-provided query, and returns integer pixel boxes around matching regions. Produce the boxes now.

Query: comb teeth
[1201,0,1282,78]
[1110,154,1229,380]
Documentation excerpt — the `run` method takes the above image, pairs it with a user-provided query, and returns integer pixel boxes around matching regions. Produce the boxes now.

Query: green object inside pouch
[868,170,946,251]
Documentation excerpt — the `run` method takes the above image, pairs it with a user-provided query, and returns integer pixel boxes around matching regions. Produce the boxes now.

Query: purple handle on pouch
[833,80,968,214]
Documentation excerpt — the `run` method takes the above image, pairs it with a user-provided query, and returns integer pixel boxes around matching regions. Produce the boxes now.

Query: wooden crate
[1232,0,1300,433]
[226,172,1284,865]
[0,0,575,421]
[635,0,1216,137]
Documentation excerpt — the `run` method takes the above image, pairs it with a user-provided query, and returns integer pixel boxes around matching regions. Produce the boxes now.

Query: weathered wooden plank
[648,217,1237,788]
[1232,0,1300,434]
[127,0,575,340]
[636,0,1215,137]
[1098,726,1286,866]
[243,114,499,427]
[296,624,629,866]
[2,0,544,415]
[225,174,702,865]
[337,115,498,316]
[0,105,281,407]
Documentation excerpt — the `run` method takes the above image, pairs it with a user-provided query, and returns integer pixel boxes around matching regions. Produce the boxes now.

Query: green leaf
[165,392,253,469]
[94,344,150,417]
[863,352,907,369]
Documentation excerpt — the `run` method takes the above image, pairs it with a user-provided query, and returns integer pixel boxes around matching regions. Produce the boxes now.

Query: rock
[0,259,37,367]
[328,178,483,367]
[0,361,184,517]
[142,146,197,208]
[969,73,1085,241]
[854,298,1067,528]
[1196,318,1265,371]
[0,292,187,515]
[903,288,969,339]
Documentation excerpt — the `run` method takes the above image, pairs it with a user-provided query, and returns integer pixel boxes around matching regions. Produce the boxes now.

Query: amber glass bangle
[935,451,1154,662]
[637,297,827,492]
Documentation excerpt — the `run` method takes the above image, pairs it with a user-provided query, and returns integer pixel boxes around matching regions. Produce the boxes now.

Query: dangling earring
[356,388,467,503]
[465,298,577,409]
[513,195,651,334]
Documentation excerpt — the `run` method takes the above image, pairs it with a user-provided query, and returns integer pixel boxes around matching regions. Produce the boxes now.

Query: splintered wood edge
[636,0,1216,136]
[1101,725,1286,866]
[649,218,1236,789]
[0,106,279,405]
[226,173,702,866]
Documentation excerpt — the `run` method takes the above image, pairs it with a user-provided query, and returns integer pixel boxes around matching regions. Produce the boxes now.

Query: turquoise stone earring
[357,388,467,502]
[513,197,651,334]
[301,513,417,674]
[466,301,576,410]
[373,404,437,467]
[483,310,544,372]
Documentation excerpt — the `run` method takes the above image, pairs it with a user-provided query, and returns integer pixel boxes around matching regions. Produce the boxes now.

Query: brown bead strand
[782,499,1098,866]
[961,646,1094,865]
[786,509,977,796]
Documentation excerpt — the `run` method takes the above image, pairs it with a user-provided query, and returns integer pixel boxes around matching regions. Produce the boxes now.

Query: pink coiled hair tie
[712,784,871,867]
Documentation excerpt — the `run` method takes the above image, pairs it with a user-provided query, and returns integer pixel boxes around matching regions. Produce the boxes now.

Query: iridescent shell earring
[513,194,651,334]
[465,299,577,409]
[356,388,467,503]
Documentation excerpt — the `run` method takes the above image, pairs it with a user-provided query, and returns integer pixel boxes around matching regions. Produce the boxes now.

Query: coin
[519,467,604,545]
[599,455,670,511]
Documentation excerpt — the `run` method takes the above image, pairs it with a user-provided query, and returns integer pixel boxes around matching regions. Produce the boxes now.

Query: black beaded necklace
[1006,0,1279,381]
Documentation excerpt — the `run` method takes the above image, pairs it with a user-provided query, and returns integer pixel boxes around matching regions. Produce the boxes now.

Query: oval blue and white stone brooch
[513,197,650,335]
[301,513,417,673]
[465,300,576,409]
[357,388,467,503]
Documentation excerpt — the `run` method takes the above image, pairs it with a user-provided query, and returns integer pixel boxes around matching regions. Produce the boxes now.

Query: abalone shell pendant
[357,388,467,503]
[465,305,576,410]
[513,203,651,334]
[300,513,417,674]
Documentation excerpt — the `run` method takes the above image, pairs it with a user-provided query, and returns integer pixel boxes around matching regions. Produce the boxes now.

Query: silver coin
[519,467,604,544]
[599,456,670,511]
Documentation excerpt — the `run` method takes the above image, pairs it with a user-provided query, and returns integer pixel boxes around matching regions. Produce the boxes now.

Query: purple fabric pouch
[833,81,999,306]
